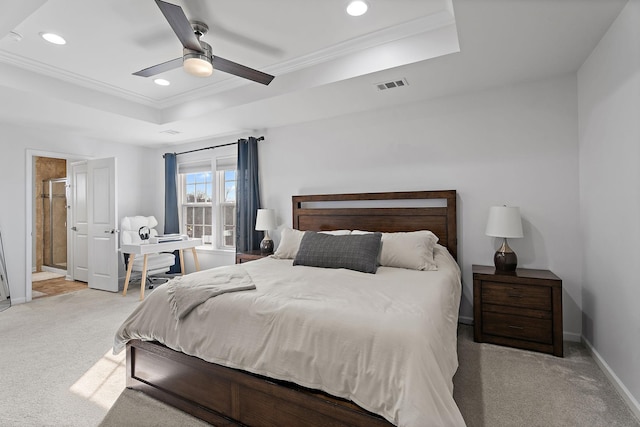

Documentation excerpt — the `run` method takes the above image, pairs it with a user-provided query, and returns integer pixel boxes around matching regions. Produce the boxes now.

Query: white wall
[578,0,640,412]
[0,122,155,303]
[257,74,582,336]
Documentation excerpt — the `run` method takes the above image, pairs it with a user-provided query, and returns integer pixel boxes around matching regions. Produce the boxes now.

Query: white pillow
[352,230,439,270]
[272,227,305,259]
[273,228,352,259]
[381,230,438,271]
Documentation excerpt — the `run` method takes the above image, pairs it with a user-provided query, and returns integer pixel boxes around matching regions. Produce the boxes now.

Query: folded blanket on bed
[166,267,255,320]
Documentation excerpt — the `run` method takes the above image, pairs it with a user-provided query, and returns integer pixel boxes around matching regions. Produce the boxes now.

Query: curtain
[236,137,262,252]
[164,153,181,273]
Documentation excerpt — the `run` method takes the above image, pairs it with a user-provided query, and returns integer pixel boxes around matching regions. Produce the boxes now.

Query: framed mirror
[0,228,10,312]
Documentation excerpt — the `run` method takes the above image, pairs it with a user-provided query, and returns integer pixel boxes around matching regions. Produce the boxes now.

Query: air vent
[8,31,23,42]
[374,78,409,91]
[160,129,181,135]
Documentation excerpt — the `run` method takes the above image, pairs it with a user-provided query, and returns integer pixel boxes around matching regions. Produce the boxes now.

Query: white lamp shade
[485,206,523,238]
[255,209,276,231]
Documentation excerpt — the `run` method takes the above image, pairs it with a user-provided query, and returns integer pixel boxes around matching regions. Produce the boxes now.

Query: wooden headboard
[292,190,457,260]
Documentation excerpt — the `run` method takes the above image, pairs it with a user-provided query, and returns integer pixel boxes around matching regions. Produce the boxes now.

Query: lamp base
[260,238,273,255]
[494,239,518,272]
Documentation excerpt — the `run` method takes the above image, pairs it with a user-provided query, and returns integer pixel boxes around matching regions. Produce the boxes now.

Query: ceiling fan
[133,0,274,85]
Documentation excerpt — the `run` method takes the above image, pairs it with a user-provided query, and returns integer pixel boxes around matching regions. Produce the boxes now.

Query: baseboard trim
[458,316,473,325]
[563,331,581,342]
[582,336,640,422]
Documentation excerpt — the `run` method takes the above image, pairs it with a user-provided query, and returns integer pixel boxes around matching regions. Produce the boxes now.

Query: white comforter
[114,245,465,427]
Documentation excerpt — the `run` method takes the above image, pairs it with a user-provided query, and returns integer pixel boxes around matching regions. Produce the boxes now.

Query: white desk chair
[120,216,175,290]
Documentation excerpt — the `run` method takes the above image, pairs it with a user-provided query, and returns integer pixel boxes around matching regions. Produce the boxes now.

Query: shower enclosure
[42,178,68,270]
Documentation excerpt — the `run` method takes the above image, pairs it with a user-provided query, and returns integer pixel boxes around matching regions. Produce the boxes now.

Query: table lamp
[255,209,276,254]
[485,206,523,272]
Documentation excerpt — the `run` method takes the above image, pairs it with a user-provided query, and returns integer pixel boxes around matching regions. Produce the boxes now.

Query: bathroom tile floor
[32,276,87,298]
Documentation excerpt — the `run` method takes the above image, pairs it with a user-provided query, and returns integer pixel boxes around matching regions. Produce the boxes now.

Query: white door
[70,162,88,282]
[87,158,119,292]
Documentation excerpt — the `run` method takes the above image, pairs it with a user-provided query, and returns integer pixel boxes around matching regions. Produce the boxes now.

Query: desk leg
[179,250,186,275]
[140,254,148,301]
[191,248,200,271]
[123,254,135,297]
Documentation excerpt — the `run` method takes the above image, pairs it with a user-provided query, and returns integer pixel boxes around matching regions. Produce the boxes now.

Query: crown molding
[0,9,455,111]
[0,51,161,106]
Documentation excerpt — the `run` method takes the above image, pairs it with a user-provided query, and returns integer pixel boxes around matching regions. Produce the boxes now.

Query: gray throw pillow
[293,231,382,274]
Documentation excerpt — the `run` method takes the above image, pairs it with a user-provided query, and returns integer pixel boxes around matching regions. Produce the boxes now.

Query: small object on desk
[236,250,268,264]
[473,264,563,357]
[149,234,188,244]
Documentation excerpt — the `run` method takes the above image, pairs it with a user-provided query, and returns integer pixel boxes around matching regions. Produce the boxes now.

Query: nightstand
[473,264,563,357]
[235,250,269,264]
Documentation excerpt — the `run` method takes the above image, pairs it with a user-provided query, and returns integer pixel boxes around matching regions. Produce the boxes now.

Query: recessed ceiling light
[154,78,171,86]
[346,0,368,16]
[40,32,66,45]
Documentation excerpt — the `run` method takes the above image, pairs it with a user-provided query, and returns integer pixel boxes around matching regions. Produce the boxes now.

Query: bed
[115,190,464,426]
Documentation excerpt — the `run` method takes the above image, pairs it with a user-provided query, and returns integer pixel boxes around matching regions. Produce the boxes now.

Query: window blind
[216,156,236,171]
[177,160,212,174]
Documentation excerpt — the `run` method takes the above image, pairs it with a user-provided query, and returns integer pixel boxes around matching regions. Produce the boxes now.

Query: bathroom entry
[34,156,68,276]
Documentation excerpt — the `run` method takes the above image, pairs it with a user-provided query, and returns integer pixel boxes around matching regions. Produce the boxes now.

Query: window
[182,171,213,240]
[178,156,236,249]
[220,170,236,248]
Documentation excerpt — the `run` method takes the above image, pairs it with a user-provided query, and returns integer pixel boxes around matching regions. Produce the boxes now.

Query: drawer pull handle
[508,325,524,330]
[507,293,523,298]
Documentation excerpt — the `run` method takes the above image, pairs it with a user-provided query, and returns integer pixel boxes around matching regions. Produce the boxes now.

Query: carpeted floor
[453,326,639,427]
[1,285,638,427]
[0,286,140,426]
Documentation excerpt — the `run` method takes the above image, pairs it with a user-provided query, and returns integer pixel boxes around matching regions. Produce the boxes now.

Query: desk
[121,238,202,300]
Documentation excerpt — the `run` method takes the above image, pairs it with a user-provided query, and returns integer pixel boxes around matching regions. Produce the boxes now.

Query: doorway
[26,150,119,302]
[26,150,85,302]
[31,156,86,298]
[34,157,68,275]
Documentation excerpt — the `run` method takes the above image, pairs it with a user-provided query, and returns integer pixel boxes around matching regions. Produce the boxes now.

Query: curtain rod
[163,136,265,158]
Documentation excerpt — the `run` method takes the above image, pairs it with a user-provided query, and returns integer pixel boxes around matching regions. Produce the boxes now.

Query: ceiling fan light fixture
[183,40,213,77]
[183,55,213,77]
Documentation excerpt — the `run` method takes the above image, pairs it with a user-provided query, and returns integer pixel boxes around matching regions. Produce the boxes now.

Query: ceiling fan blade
[155,0,203,52]
[133,57,183,77]
[212,56,275,86]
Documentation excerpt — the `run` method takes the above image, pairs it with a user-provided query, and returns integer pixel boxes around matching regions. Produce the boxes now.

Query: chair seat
[130,253,176,272]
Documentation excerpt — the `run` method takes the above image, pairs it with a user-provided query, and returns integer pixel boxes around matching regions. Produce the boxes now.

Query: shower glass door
[43,178,68,270]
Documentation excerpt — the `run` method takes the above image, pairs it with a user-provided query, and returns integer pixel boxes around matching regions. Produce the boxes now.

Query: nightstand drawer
[482,312,552,344]
[482,281,551,310]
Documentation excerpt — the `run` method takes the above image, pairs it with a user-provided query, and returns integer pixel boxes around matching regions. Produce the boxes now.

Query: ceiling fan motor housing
[184,40,212,62]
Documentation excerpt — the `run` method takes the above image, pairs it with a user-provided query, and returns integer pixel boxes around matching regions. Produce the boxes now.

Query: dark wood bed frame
[127,190,457,426]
